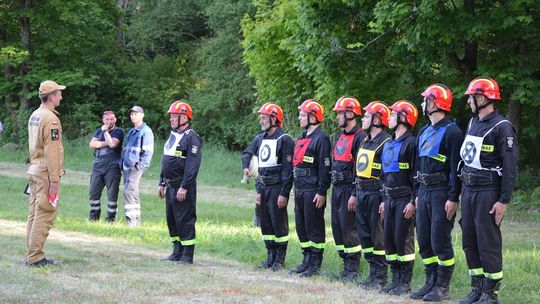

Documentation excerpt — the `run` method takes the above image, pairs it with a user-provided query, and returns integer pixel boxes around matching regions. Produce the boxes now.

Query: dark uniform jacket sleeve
[242,134,262,168]
[407,135,418,203]
[242,134,263,193]
[181,132,202,189]
[445,124,464,202]
[497,123,519,204]
[279,135,295,198]
[317,134,332,196]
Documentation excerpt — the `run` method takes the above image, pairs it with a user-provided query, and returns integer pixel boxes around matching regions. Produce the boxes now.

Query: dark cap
[129,105,144,114]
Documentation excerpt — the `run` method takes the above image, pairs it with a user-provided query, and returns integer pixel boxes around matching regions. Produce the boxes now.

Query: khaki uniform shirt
[27,104,65,182]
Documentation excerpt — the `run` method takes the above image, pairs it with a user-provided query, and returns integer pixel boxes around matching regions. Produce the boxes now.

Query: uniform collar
[432,116,451,128]
[303,125,322,138]
[39,103,60,116]
[478,109,499,122]
[394,129,411,142]
[343,125,359,135]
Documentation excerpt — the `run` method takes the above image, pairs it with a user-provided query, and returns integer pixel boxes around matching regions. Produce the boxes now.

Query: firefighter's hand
[313,194,326,209]
[243,168,250,177]
[157,186,165,199]
[403,202,416,219]
[490,202,507,225]
[176,187,187,202]
[445,200,458,220]
[347,196,357,213]
[49,181,59,197]
[379,202,385,220]
[277,195,288,209]
[256,193,261,205]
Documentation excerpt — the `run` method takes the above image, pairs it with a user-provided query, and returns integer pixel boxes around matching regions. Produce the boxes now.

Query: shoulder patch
[506,137,514,149]
[51,129,60,141]
[52,120,59,125]
[191,145,199,154]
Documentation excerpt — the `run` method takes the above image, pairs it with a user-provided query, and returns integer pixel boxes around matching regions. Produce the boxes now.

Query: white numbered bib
[163,131,186,158]
[460,119,509,172]
[258,134,289,168]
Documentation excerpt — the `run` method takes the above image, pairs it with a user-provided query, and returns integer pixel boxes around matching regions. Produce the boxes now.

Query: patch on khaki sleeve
[52,120,59,125]
[51,129,60,141]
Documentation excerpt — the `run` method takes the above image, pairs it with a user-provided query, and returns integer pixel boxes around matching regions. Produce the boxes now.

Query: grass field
[0,141,539,303]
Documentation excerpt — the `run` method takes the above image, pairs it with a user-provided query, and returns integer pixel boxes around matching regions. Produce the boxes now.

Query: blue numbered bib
[382,140,403,173]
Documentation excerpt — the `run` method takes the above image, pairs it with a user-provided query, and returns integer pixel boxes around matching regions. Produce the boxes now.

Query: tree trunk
[19,0,31,110]
[116,0,129,48]
[507,40,527,133]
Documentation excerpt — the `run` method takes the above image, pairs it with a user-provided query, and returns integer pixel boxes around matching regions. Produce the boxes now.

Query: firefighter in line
[352,101,391,289]
[158,101,202,264]
[380,100,418,296]
[88,110,124,222]
[410,84,463,301]
[289,99,331,278]
[242,103,294,271]
[458,77,518,304]
[26,80,66,267]
[330,96,366,281]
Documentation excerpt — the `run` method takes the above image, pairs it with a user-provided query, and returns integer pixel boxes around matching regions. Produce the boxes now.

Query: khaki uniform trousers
[26,174,58,264]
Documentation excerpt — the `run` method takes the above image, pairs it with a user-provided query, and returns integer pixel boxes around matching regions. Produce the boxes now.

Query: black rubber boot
[299,248,323,278]
[270,243,287,271]
[381,261,400,293]
[473,278,501,304]
[178,245,194,264]
[289,248,311,274]
[388,261,413,296]
[256,241,276,269]
[457,276,483,304]
[410,263,438,299]
[423,265,454,301]
[341,253,360,282]
[160,240,183,261]
[362,263,387,290]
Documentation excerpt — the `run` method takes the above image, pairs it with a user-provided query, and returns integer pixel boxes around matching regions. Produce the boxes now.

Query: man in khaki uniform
[26,80,66,267]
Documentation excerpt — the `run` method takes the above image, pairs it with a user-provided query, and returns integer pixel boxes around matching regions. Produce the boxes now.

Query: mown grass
[1,173,540,303]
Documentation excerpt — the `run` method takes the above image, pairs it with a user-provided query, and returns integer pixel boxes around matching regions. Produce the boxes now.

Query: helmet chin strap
[265,116,278,132]
[424,99,444,118]
[472,95,493,115]
[304,114,319,130]
[391,113,408,131]
[367,114,383,132]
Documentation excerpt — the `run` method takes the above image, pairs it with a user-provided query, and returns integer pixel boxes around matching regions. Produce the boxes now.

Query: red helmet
[363,101,390,127]
[465,76,501,100]
[333,96,362,116]
[168,100,193,119]
[298,99,324,123]
[422,83,453,112]
[389,100,419,127]
[258,102,284,127]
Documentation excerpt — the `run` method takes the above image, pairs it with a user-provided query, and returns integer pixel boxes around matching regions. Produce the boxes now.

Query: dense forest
[1,0,539,167]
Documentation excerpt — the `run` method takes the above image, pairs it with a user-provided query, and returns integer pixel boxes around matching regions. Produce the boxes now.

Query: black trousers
[416,187,455,266]
[460,186,503,279]
[260,185,289,244]
[89,157,121,201]
[295,189,326,249]
[331,184,361,253]
[356,189,386,263]
[166,185,197,244]
[384,196,415,262]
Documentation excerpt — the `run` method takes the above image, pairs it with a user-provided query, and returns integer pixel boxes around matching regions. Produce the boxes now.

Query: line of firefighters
[241,77,518,304]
